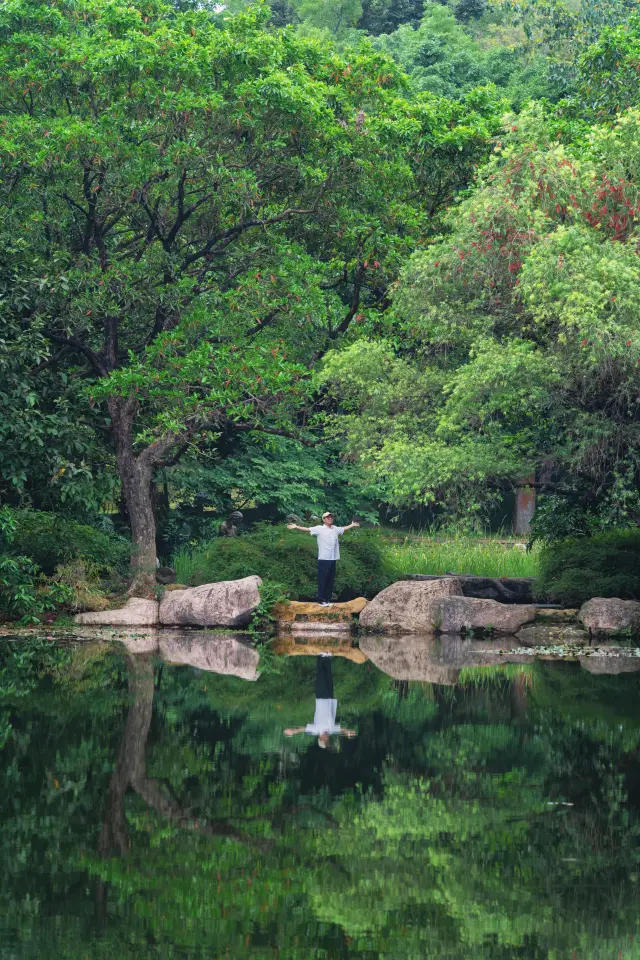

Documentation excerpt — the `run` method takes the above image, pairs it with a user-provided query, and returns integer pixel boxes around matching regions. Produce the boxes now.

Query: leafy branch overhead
[0,0,501,580]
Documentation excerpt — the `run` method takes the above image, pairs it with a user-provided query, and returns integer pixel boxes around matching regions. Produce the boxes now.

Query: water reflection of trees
[1,641,640,957]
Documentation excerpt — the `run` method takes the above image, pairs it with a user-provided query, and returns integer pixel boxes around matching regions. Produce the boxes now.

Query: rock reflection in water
[359,633,533,685]
[115,629,259,679]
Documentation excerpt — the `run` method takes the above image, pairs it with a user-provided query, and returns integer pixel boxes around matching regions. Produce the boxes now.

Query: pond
[1,631,640,959]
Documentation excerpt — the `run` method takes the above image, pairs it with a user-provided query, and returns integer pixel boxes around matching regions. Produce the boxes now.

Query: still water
[1,631,640,959]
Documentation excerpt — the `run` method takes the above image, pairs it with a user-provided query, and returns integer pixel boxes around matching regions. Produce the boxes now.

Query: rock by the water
[159,575,262,627]
[74,597,159,627]
[435,597,535,635]
[406,574,534,603]
[578,598,640,636]
[274,598,367,626]
[359,579,462,633]
[159,633,259,680]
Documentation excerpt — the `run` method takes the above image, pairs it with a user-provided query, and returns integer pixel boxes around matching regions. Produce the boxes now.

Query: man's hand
[284,728,296,736]
[287,523,297,530]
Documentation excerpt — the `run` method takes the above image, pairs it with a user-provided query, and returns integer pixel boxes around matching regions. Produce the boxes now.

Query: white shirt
[309,524,345,560]
[305,698,341,735]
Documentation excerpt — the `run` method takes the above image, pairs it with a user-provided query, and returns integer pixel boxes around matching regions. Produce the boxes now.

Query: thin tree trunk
[108,398,157,595]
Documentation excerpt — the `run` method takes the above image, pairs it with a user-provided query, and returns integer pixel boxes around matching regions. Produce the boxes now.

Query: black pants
[315,655,334,699]
[317,559,336,603]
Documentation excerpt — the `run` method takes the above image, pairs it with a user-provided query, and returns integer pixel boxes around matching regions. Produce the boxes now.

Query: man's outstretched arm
[342,522,360,532]
[287,524,311,532]
[284,727,307,736]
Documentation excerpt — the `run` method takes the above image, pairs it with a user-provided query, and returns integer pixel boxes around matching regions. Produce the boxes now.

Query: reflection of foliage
[1,644,640,956]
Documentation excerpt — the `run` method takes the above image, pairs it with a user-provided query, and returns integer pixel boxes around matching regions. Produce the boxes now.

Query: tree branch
[48,333,107,376]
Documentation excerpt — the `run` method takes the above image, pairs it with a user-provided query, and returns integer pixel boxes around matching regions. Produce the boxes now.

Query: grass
[382,535,539,579]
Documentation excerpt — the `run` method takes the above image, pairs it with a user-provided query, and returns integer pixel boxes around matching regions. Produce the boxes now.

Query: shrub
[535,529,640,606]
[173,524,394,601]
[8,509,129,577]
[0,508,73,621]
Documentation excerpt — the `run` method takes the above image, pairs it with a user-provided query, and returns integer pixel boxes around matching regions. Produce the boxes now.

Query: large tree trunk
[108,398,158,596]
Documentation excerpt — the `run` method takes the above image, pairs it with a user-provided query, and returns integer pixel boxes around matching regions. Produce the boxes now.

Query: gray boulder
[359,578,462,633]
[435,597,535,635]
[159,575,262,627]
[74,597,159,627]
[578,598,640,636]
[158,633,259,680]
[406,574,534,604]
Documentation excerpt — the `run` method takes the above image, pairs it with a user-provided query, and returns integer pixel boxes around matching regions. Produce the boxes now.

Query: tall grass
[383,536,539,579]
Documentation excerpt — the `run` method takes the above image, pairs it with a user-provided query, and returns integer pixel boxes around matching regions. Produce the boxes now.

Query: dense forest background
[3,0,640,605]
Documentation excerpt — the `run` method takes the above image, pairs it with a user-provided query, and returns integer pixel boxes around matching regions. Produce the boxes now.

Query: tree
[358,0,425,35]
[319,102,640,525]
[0,0,501,588]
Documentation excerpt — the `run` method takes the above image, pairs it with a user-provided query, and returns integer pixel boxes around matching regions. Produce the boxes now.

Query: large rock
[158,633,259,680]
[74,597,159,627]
[359,579,462,633]
[274,597,367,626]
[159,575,262,627]
[435,597,535,635]
[406,574,534,604]
[578,598,640,636]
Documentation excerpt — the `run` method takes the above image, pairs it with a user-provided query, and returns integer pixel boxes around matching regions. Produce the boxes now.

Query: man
[287,511,360,605]
[284,654,356,748]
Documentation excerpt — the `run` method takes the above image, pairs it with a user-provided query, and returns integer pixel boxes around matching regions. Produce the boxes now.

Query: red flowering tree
[320,103,640,527]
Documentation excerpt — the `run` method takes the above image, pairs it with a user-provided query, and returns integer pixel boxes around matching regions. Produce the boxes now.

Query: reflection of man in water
[284,654,356,748]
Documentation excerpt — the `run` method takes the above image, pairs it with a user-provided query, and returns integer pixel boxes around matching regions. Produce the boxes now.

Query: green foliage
[174,523,393,599]
[249,579,288,638]
[0,243,116,512]
[358,0,425,34]
[372,2,551,104]
[575,16,640,116]
[160,435,381,553]
[0,507,73,622]
[0,0,503,575]
[321,102,640,523]
[535,529,640,606]
[8,509,129,577]
[384,534,538,577]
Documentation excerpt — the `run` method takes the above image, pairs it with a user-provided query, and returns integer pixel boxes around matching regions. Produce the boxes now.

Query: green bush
[173,524,394,601]
[9,509,129,577]
[0,507,74,622]
[535,530,640,606]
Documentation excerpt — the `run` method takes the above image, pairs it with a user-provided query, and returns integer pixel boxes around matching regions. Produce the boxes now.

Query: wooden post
[513,475,536,535]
